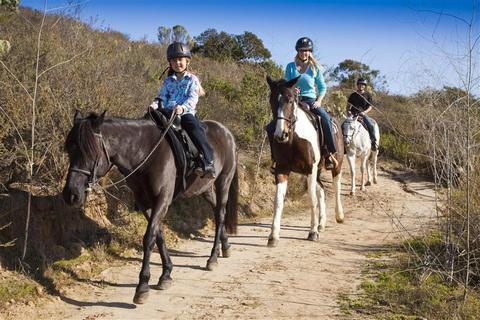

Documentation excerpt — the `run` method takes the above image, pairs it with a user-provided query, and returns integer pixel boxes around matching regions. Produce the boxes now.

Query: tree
[193,29,271,63]
[236,31,271,62]
[172,25,193,45]
[330,59,387,92]
[0,0,19,11]
[195,31,242,62]
[157,26,172,45]
[157,25,193,46]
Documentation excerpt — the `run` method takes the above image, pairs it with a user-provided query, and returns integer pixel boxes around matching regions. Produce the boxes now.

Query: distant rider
[346,77,377,151]
[266,37,338,171]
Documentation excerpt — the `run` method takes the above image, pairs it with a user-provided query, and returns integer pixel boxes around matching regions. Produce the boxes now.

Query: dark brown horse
[62,110,238,304]
[266,76,344,247]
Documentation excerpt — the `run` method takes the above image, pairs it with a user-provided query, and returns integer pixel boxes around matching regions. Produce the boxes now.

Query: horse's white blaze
[270,180,288,240]
[274,107,285,140]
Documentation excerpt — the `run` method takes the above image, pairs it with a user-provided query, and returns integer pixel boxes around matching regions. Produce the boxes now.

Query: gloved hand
[149,99,159,110]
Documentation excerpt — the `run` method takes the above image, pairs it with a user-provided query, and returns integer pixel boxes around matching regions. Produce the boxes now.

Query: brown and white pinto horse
[266,76,344,247]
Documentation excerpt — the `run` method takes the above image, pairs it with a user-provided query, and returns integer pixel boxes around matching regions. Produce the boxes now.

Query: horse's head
[341,114,360,147]
[266,76,300,143]
[62,110,111,207]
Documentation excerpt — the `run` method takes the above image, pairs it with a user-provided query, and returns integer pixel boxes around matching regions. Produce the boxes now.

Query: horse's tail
[225,166,239,235]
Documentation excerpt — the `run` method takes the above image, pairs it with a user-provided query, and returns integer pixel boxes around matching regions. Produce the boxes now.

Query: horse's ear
[74,109,82,124]
[92,110,106,128]
[286,75,300,88]
[266,76,274,89]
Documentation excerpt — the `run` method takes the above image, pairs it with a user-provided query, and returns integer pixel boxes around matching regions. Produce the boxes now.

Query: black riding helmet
[295,37,313,51]
[166,42,192,60]
[357,77,368,85]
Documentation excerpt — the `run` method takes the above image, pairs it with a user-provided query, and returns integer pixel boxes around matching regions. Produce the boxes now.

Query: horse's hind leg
[268,173,289,247]
[206,176,232,271]
[203,189,231,258]
[153,225,173,290]
[371,150,379,184]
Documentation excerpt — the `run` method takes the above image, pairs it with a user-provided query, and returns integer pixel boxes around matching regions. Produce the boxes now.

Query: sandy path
[11,164,436,320]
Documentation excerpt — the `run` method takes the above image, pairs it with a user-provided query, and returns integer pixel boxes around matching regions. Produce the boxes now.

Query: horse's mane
[65,113,101,161]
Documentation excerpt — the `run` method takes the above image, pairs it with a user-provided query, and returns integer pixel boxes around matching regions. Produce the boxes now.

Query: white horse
[266,77,344,246]
[341,114,380,195]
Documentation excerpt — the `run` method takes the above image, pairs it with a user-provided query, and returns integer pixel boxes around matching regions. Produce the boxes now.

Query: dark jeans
[361,114,376,143]
[166,111,214,164]
[301,97,336,154]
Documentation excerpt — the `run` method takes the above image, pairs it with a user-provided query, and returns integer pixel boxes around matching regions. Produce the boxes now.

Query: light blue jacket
[285,62,326,99]
[158,72,200,115]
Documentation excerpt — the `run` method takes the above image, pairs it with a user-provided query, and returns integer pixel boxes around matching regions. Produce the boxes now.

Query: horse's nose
[62,188,78,206]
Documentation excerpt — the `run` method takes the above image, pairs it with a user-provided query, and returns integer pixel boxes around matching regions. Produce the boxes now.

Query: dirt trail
[10,164,436,320]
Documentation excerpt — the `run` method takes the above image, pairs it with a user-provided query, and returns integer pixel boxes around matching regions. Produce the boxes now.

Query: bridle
[343,117,360,143]
[68,132,112,192]
[275,92,298,133]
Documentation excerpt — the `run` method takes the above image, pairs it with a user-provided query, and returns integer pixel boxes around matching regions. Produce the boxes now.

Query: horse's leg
[154,224,173,290]
[366,150,373,186]
[317,182,327,232]
[307,167,319,241]
[133,198,168,304]
[206,176,232,271]
[347,151,356,195]
[268,173,289,247]
[203,189,231,258]
[360,153,368,191]
[371,149,379,184]
[333,171,344,223]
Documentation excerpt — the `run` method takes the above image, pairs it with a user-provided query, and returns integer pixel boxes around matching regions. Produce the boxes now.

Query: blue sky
[21,0,478,95]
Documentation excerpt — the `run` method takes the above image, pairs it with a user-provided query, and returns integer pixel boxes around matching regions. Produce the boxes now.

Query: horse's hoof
[336,217,344,223]
[154,277,173,290]
[373,179,378,184]
[365,181,372,186]
[307,231,319,241]
[267,238,279,247]
[222,247,232,258]
[350,191,355,196]
[133,291,149,304]
[318,226,326,232]
[206,260,218,271]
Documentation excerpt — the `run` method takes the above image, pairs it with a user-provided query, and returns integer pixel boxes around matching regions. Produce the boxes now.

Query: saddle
[298,102,338,155]
[356,114,377,132]
[148,109,204,196]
